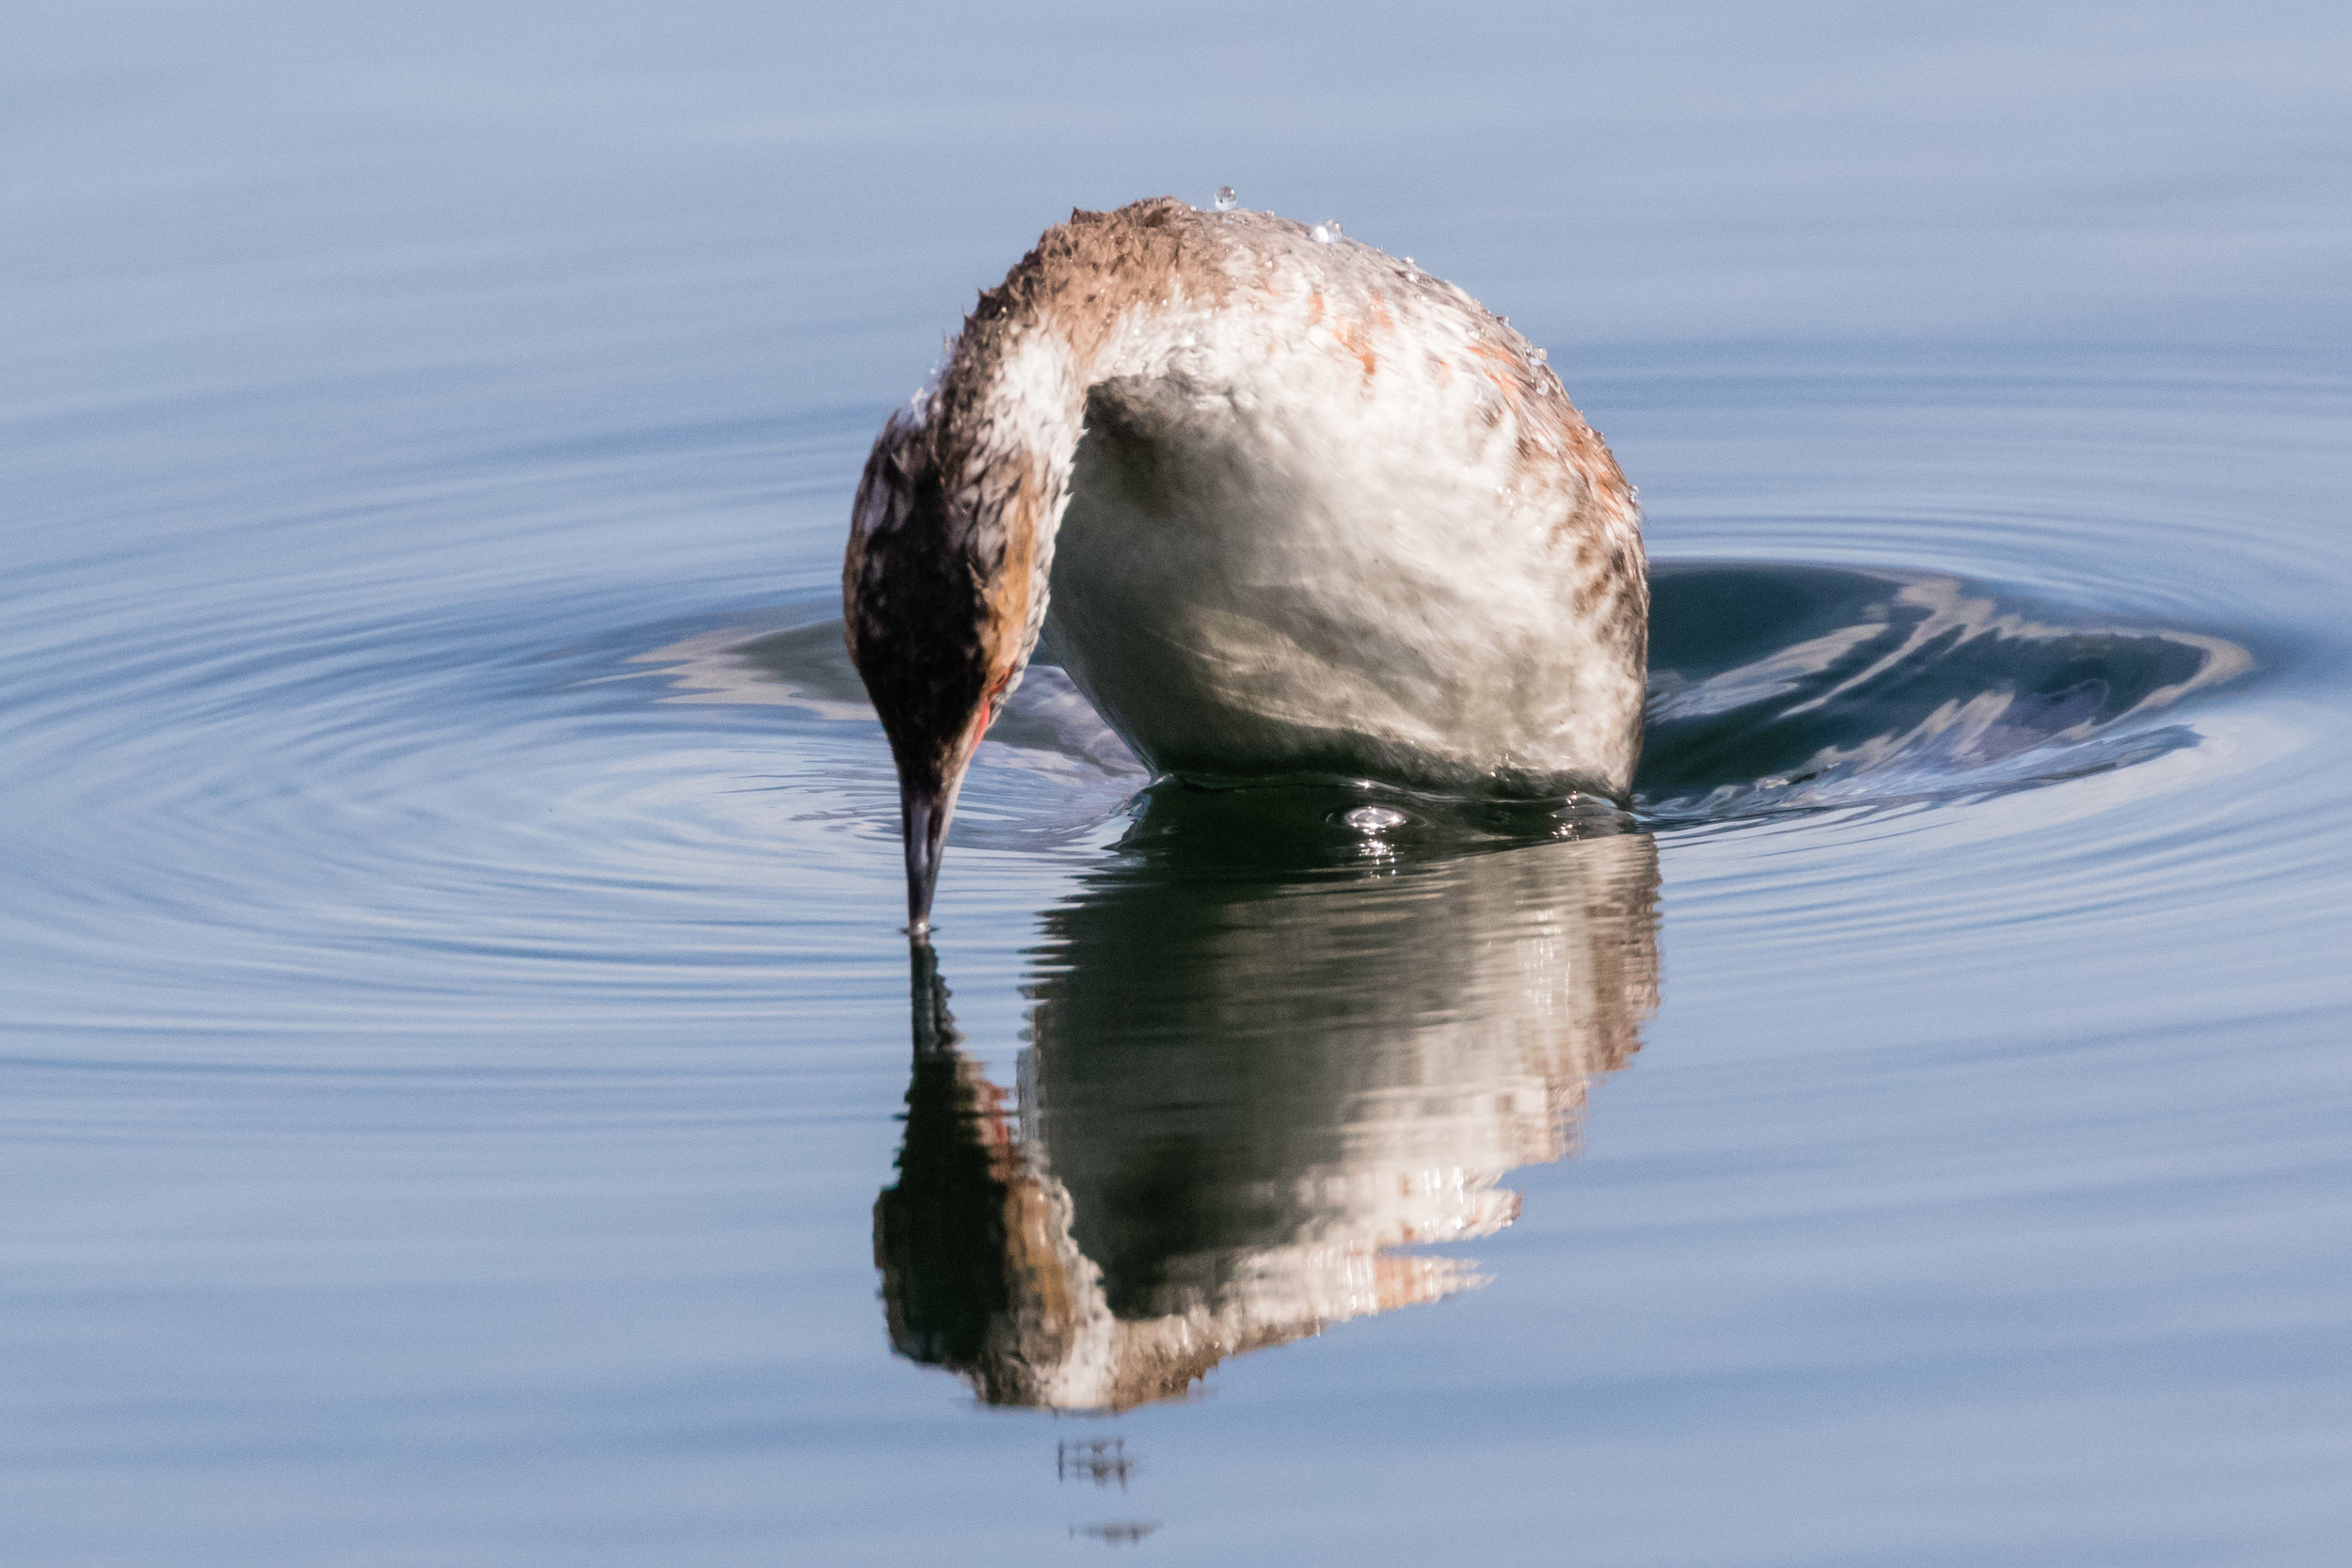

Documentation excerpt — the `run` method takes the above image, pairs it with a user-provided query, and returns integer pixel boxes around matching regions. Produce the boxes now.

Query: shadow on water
[874,810,1661,1412]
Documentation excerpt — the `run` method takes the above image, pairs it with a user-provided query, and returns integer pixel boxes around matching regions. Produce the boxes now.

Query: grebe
[844,196,1647,929]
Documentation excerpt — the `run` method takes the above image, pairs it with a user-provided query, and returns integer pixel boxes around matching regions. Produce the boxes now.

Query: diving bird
[843,196,1647,930]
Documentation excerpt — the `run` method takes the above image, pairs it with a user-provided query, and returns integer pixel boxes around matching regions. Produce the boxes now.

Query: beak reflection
[874,806,1661,1413]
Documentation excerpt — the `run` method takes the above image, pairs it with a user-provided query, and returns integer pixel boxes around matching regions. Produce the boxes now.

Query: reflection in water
[875,815,1661,1411]
[1058,1438,1135,1488]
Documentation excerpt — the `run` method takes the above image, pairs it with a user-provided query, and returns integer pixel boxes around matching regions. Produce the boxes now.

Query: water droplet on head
[1338,804,1411,833]
[1311,219,1343,244]
[1212,185,1237,212]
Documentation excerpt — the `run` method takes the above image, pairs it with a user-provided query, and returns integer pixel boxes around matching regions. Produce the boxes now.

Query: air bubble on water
[1213,185,1237,212]
[1312,219,1343,244]
[1338,804,1411,832]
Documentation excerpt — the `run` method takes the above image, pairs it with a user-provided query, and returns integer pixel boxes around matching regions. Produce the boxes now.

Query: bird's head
[842,409,1048,934]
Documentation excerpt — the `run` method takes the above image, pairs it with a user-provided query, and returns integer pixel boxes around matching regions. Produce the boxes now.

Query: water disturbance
[4,3,2350,1564]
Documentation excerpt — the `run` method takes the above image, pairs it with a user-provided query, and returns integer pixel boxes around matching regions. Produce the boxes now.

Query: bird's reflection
[875,794,1661,1412]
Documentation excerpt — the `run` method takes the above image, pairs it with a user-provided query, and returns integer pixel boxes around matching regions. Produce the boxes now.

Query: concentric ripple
[1,379,2315,1070]
[5,356,2349,1562]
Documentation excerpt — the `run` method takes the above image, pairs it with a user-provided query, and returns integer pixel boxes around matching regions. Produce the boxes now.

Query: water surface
[5,3,2351,1563]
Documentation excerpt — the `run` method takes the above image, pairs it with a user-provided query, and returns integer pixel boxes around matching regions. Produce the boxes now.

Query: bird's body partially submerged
[845,197,1647,928]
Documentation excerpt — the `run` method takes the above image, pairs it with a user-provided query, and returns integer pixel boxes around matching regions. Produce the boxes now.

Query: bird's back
[1028,201,1647,798]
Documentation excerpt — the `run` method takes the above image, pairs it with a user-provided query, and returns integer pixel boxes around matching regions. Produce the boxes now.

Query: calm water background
[7,2,2351,1562]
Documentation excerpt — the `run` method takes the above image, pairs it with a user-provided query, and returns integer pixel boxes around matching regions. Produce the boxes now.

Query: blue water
[6,3,2351,1562]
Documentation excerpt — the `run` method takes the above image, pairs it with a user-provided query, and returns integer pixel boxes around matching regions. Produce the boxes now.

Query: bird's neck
[928,216,1216,696]
[923,326,1104,707]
